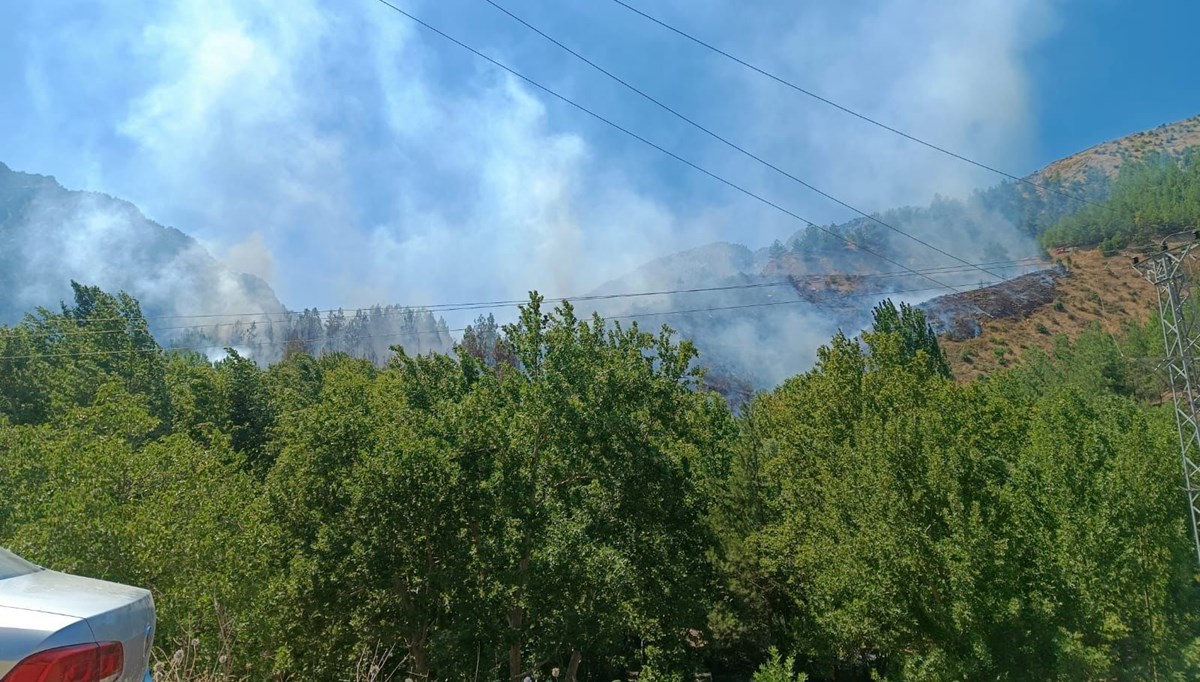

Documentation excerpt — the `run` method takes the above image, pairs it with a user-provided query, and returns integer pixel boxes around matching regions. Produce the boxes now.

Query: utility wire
[482,0,1009,282]
[11,256,1047,335]
[49,255,1043,325]
[369,0,966,298]
[37,280,800,326]
[602,0,1102,208]
[0,281,991,362]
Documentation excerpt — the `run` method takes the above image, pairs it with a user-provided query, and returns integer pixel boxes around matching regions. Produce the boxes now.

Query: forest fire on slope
[922,266,1067,341]
[932,247,1157,381]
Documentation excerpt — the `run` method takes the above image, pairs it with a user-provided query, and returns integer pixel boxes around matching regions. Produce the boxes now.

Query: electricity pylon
[1133,230,1200,565]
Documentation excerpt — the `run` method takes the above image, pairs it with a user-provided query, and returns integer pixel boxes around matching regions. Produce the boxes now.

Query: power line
[9,257,1048,336]
[33,279,800,326]
[482,0,1009,283]
[368,0,966,298]
[0,281,991,362]
[601,0,1102,209]
[12,257,1047,339]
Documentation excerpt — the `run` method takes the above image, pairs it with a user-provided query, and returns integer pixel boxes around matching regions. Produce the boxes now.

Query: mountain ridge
[1029,114,1200,186]
[0,160,287,326]
[586,112,1198,395]
[4,111,1198,389]
[0,162,458,365]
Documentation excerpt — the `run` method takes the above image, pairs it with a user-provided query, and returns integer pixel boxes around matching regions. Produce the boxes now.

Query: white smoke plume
[0,0,1063,384]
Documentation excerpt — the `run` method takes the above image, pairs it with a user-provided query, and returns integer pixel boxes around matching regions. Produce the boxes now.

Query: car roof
[0,547,42,581]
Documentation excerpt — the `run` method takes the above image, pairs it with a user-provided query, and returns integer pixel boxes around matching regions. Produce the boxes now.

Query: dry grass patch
[942,247,1157,381]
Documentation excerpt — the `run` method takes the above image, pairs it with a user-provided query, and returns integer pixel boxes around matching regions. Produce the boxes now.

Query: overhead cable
[602,0,1102,208]
[368,0,967,297]
[12,256,1046,334]
[483,0,1010,282]
[0,281,993,361]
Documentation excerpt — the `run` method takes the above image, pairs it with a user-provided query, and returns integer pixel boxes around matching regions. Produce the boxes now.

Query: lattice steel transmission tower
[1133,230,1200,565]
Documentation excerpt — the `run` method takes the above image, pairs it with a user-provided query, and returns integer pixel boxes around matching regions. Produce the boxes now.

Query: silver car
[0,547,154,682]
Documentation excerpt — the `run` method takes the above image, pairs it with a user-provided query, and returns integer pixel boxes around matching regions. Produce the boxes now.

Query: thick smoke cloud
[0,0,1062,383]
[690,0,1059,221]
[0,172,286,327]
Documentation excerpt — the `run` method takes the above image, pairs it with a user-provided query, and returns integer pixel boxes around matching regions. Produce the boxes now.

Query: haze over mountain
[0,156,1020,385]
[0,161,454,364]
[12,0,1196,318]
[5,111,1196,390]
[1,0,1198,371]
[0,161,285,327]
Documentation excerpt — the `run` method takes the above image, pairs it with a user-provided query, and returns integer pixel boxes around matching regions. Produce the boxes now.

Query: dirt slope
[938,248,1156,381]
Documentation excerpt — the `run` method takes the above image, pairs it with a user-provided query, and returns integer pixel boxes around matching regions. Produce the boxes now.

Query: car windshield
[0,547,41,580]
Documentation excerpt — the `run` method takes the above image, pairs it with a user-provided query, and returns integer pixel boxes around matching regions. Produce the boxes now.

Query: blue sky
[1029,0,1200,160]
[1,0,1198,312]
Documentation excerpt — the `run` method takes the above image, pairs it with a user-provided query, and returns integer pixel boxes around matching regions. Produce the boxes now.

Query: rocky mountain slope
[591,113,1199,395]
[0,162,455,364]
[933,246,1157,381]
[0,162,286,328]
[1029,114,1200,186]
[5,111,1198,385]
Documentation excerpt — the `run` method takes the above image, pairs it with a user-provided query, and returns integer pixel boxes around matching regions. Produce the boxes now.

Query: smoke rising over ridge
[0,163,287,327]
[0,0,1064,384]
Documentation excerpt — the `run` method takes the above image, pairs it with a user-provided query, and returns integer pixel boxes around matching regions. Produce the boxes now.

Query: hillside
[0,162,455,364]
[590,196,1050,395]
[593,113,1200,392]
[924,114,1200,381]
[4,112,1197,383]
[0,161,287,330]
[1030,114,1200,185]
[931,247,1156,381]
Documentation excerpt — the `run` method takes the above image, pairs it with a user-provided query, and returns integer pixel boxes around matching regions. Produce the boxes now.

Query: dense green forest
[1040,151,1200,252]
[1,283,1198,680]
[773,150,1199,271]
[767,162,1113,275]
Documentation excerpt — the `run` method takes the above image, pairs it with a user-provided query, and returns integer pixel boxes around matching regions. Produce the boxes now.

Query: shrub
[753,647,807,682]
[1100,236,1122,257]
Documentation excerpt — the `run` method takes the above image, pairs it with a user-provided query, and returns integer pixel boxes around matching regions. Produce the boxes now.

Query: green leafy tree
[753,648,807,682]
[214,349,276,475]
[465,295,728,681]
[0,383,269,659]
[0,282,170,427]
[6,282,1200,680]
[869,298,952,378]
[717,320,1199,680]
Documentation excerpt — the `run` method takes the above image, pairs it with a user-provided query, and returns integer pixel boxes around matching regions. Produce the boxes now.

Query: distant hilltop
[2,110,1198,392]
[0,161,287,328]
[1029,114,1200,186]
